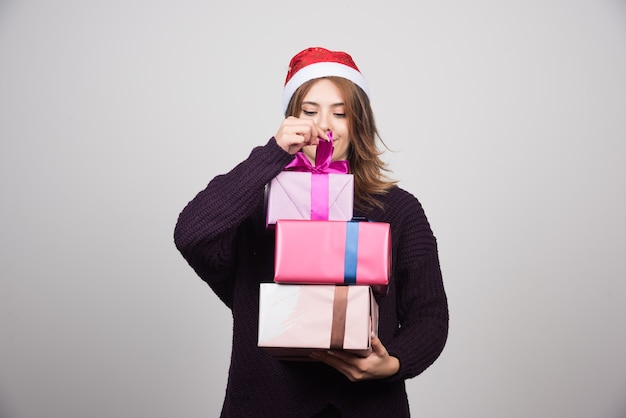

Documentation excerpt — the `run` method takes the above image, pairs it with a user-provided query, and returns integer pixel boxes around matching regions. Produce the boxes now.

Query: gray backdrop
[1,0,625,417]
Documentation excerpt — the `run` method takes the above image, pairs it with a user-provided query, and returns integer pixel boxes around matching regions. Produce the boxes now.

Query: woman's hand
[275,116,324,155]
[309,335,400,382]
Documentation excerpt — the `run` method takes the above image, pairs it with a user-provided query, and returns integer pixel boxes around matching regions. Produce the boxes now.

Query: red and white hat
[282,47,370,113]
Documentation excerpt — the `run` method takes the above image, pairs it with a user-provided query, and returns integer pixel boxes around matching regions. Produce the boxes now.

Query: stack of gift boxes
[258,137,391,361]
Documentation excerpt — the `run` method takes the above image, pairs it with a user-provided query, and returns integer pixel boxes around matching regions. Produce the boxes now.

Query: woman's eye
[302,110,316,116]
[334,113,346,118]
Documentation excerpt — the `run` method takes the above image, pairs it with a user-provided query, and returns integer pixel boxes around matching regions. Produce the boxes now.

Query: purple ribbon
[283,137,349,220]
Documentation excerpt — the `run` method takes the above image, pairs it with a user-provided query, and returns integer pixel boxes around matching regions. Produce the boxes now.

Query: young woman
[174,47,449,418]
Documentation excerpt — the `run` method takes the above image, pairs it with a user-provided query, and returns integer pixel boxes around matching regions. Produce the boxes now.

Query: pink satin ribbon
[283,136,349,220]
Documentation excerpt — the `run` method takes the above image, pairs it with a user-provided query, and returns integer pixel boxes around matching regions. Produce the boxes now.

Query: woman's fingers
[275,117,323,154]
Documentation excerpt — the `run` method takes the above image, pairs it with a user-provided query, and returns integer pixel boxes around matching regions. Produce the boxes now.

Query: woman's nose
[317,112,331,132]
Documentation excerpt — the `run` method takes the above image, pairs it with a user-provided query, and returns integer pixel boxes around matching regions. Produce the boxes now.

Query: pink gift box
[258,283,379,361]
[265,171,354,226]
[274,219,391,295]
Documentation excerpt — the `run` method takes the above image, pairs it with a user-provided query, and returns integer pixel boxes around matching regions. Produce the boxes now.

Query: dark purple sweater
[173,138,448,418]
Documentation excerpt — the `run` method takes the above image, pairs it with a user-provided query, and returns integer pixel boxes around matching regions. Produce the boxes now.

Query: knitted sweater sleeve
[173,138,294,307]
[380,190,449,382]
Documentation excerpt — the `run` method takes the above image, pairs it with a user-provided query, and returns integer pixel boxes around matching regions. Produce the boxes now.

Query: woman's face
[299,78,351,163]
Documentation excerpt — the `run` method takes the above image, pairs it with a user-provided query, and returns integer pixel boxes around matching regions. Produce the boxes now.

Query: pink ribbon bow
[284,135,349,174]
[283,133,349,220]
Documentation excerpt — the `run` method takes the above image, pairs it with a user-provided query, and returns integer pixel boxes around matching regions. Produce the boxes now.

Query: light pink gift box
[258,283,379,361]
[274,219,391,295]
[265,171,354,226]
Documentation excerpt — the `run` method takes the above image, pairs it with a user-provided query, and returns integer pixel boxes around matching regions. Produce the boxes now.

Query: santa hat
[282,47,370,113]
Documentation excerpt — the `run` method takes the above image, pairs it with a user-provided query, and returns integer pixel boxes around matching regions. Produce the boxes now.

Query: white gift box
[258,283,379,361]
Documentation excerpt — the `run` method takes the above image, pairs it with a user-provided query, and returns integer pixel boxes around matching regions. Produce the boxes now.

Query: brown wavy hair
[285,76,397,210]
